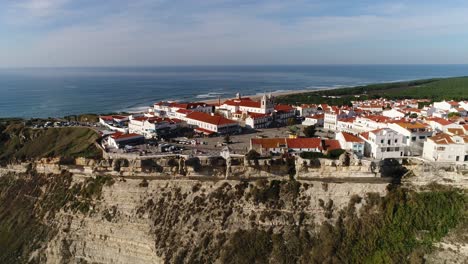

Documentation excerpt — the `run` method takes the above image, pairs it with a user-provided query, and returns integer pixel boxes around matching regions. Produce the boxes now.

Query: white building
[302,114,324,127]
[336,132,365,156]
[433,100,459,111]
[388,122,433,156]
[218,93,275,116]
[185,112,240,135]
[153,101,213,117]
[99,115,129,133]
[105,132,145,149]
[128,116,179,139]
[336,117,356,133]
[245,113,273,129]
[297,104,319,117]
[360,128,406,159]
[274,104,297,124]
[422,133,468,163]
[425,117,460,132]
[352,115,391,133]
[323,108,349,131]
[382,109,405,119]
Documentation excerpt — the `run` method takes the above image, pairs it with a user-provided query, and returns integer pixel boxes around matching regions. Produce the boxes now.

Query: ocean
[0,65,467,118]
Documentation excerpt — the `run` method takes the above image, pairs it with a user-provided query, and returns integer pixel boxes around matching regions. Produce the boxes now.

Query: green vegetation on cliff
[0,123,102,163]
[222,185,467,263]
[0,172,114,263]
[276,76,468,105]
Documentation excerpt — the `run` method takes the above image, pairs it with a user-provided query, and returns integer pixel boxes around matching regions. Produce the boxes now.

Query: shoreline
[199,87,340,105]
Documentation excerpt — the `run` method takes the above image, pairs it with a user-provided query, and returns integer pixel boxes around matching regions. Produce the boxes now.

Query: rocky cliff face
[0,157,466,264]
[42,175,389,263]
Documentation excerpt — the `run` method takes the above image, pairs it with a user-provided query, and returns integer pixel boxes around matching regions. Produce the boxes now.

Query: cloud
[1,0,468,66]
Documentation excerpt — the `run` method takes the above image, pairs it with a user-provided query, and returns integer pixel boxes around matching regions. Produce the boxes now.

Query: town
[92,92,468,164]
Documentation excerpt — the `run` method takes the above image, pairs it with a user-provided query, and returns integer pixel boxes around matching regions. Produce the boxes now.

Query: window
[419,136,425,139]
[395,139,398,143]
[412,136,416,141]
[381,139,384,144]
[388,140,391,145]
[456,156,459,161]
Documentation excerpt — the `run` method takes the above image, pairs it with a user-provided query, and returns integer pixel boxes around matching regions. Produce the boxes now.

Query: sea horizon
[1,64,468,118]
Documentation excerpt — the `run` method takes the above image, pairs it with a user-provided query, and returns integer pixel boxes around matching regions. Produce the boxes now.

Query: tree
[409,113,418,118]
[223,134,231,144]
[245,149,261,160]
[303,125,317,138]
[287,118,296,126]
[448,112,461,118]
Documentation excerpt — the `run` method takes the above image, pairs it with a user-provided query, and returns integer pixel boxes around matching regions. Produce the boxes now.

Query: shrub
[245,150,261,160]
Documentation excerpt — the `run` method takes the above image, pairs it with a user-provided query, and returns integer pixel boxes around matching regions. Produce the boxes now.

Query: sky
[1,0,468,67]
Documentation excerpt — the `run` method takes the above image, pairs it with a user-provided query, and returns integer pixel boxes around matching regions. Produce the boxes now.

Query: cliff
[0,156,466,263]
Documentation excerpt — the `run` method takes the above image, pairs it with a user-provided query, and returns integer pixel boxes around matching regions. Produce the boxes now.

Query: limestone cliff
[0,157,466,264]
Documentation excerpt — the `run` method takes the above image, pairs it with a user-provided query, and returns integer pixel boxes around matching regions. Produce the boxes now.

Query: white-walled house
[388,122,433,156]
[352,115,390,133]
[274,104,297,124]
[382,109,405,119]
[245,113,273,129]
[422,133,468,163]
[360,128,406,159]
[302,114,324,127]
[336,117,356,133]
[297,104,319,117]
[323,109,349,131]
[336,132,365,156]
[425,117,460,132]
[105,132,145,149]
[433,100,459,111]
[128,116,179,138]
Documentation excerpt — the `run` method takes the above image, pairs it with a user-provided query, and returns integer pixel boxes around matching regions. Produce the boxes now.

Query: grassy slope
[0,123,102,162]
[276,77,468,105]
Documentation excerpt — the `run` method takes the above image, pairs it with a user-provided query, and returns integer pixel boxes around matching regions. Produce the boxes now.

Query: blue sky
[1,0,468,67]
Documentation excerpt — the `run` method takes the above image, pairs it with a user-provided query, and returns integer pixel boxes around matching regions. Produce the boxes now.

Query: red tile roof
[111,132,144,140]
[363,115,391,123]
[194,127,215,135]
[251,138,287,149]
[186,112,237,126]
[427,117,453,126]
[429,133,455,145]
[323,139,341,151]
[248,112,270,118]
[360,132,369,140]
[286,138,322,149]
[275,104,295,112]
[338,117,356,123]
[341,132,364,143]
[447,128,465,136]
[223,98,261,108]
[176,109,192,114]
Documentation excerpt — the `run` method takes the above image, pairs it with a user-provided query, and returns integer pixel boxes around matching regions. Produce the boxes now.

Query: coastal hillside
[0,125,466,263]
[0,123,102,164]
[276,76,468,105]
